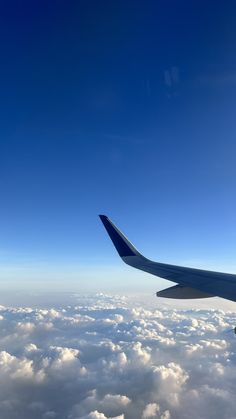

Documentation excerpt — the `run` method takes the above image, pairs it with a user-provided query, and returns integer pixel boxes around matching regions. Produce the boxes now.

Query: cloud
[142,403,160,418]
[164,67,179,87]
[0,294,235,418]
[79,412,124,419]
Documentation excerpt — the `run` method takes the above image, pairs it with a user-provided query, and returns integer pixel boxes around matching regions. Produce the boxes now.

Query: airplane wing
[99,215,236,302]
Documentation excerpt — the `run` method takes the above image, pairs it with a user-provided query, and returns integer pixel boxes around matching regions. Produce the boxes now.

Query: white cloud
[0,294,234,418]
[142,402,160,418]
[79,412,124,419]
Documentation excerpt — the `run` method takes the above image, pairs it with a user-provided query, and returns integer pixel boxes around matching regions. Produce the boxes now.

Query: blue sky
[1,1,236,290]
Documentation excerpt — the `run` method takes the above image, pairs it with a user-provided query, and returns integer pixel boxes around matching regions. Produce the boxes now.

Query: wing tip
[99,214,107,220]
[99,214,140,257]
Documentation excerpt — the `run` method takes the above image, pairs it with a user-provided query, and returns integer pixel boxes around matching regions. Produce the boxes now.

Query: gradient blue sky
[1,1,236,291]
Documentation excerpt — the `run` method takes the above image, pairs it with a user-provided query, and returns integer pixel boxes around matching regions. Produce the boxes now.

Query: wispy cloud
[164,67,179,88]
[163,66,180,98]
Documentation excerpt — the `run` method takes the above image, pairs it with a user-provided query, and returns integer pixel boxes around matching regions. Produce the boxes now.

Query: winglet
[99,215,141,258]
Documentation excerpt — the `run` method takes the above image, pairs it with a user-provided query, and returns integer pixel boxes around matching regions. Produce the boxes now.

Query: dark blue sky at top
[1,1,236,285]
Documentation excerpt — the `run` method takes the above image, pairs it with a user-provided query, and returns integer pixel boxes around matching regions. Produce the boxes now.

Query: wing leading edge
[99,215,236,303]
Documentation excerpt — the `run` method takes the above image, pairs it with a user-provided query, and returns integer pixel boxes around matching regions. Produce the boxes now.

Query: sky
[1,1,236,291]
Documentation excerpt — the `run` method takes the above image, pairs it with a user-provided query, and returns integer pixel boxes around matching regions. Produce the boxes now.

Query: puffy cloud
[142,403,160,418]
[0,294,234,418]
[80,412,124,419]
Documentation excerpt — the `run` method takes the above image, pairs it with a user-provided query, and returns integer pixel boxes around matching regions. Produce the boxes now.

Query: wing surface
[99,215,236,302]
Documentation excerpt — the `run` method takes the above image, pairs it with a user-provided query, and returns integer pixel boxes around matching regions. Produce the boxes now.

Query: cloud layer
[0,294,235,419]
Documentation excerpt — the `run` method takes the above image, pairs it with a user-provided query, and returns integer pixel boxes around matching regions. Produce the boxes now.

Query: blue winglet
[99,215,140,257]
